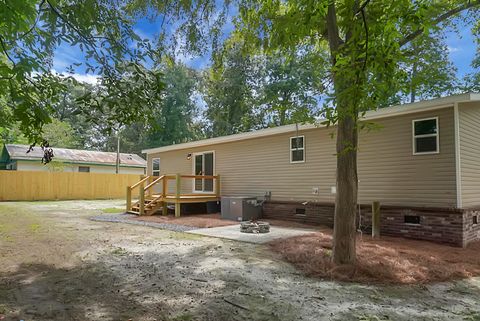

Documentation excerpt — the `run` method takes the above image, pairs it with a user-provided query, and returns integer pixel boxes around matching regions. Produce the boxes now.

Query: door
[193,151,214,193]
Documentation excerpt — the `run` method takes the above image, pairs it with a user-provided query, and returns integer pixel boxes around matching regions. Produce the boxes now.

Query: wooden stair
[128,197,164,216]
[126,174,221,217]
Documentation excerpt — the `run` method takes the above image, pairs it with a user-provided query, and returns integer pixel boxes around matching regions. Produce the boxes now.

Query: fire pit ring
[240,221,270,234]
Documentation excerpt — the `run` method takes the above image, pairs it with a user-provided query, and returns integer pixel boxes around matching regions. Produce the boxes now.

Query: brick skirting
[262,200,480,247]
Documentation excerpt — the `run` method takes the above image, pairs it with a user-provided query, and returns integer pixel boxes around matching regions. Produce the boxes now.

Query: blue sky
[53,12,478,84]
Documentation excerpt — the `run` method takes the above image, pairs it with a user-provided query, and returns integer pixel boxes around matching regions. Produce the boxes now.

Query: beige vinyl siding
[459,101,480,208]
[358,108,455,207]
[148,107,456,207]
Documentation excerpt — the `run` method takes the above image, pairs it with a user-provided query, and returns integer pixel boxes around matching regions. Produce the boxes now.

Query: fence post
[372,201,381,238]
[215,175,221,198]
[139,176,145,216]
[126,187,132,212]
[175,173,181,217]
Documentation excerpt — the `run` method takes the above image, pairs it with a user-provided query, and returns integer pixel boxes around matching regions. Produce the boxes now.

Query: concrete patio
[186,224,317,244]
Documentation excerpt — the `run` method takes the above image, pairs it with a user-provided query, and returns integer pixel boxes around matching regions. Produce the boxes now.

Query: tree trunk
[332,112,358,264]
[326,1,359,265]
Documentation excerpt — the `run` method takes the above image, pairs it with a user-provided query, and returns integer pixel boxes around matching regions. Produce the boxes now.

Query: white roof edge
[143,93,479,154]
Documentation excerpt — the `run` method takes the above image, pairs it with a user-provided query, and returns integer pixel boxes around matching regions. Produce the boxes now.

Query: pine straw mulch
[268,229,480,284]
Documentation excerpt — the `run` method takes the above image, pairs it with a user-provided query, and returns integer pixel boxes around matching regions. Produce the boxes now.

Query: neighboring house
[142,93,480,247]
[0,144,146,175]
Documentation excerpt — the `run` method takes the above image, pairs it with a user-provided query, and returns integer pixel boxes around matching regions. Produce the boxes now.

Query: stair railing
[126,175,150,214]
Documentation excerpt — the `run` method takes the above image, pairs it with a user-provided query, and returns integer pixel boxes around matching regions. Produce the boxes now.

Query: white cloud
[51,69,100,85]
[448,46,461,53]
[69,73,100,85]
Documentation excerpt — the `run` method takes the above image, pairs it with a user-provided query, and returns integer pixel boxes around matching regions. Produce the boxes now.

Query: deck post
[126,187,132,212]
[372,201,381,238]
[139,175,145,216]
[175,173,181,217]
[162,176,168,215]
[215,175,221,198]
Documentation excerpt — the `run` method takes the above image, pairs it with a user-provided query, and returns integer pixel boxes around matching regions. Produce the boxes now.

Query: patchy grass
[170,313,194,321]
[29,223,41,233]
[110,247,129,256]
[269,229,480,284]
[102,207,125,214]
[131,213,237,228]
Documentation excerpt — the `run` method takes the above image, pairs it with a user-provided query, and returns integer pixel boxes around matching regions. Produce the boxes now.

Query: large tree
[202,39,259,137]
[0,0,164,147]
[257,48,327,126]
[235,0,480,264]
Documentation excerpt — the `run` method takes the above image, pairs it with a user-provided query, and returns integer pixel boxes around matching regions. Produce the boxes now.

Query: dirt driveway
[0,200,479,321]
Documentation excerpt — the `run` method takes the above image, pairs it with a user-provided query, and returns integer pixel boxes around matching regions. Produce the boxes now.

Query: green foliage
[235,0,479,123]
[257,48,328,126]
[202,39,260,136]
[0,0,162,145]
[46,160,67,172]
[145,62,201,147]
[42,118,79,148]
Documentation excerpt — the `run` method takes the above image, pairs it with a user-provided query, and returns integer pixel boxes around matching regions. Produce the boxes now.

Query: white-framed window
[78,166,90,173]
[152,158,160,176]
[412,117,439,155]
[290,135,305,163]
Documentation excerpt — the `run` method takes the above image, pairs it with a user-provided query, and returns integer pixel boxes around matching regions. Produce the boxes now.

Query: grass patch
[170,313,194,321]
[102,207,124,214]
[168,232,203,241]
[111,247,129,256]
[30,223,41,233]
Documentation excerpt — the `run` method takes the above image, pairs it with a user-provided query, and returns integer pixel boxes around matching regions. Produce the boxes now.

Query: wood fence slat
[0,170,141,201]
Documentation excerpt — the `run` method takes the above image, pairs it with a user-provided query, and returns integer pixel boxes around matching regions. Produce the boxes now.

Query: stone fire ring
[240,221,270,234]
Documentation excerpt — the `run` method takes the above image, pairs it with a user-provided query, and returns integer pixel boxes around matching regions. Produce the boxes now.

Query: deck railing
[126,174,221,215]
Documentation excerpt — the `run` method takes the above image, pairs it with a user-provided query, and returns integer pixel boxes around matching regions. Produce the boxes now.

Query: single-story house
[142,93,480,247]
[0,144,146,175]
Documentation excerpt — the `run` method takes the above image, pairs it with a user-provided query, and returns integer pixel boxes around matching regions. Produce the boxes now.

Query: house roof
[4,144,146,168]
[142,93,480,155]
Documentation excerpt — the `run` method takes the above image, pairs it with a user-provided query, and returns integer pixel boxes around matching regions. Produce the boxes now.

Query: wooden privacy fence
[0,170,141,201]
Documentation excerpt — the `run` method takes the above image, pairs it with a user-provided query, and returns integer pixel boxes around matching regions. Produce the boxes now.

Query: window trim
[290,135,305,164]
[152,158,161,176]
[412,117,440,155]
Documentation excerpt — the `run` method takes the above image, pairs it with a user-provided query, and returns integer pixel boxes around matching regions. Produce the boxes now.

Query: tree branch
[399,0,480,47]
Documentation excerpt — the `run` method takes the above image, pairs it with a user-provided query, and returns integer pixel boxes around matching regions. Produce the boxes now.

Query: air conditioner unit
[221,196,262,221]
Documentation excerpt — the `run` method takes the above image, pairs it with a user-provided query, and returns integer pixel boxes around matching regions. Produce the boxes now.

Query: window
[290,136,305,163]
[404,215,421,225]
[413,117,439,154]
[473,215,478,225]
[152,158,160,176]
[78,166,90,173]
[295,208,306,216]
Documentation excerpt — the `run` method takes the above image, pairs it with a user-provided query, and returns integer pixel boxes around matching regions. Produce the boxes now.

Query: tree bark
[326,1,358,265]
[333,109,358,265]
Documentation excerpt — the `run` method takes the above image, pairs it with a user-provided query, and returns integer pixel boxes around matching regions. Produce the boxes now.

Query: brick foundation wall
[463,210,480,246]
[262,200,478,247]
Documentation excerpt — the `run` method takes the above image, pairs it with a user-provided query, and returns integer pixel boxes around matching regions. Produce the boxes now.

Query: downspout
[454,102,462,209]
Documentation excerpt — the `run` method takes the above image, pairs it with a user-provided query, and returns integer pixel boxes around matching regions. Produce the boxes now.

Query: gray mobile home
[142,93,480,246]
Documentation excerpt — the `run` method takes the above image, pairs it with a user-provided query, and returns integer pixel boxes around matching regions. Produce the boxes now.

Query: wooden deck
[126,174,220,216]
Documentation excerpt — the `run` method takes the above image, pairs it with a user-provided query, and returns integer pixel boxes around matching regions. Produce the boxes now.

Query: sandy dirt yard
[1,200,480,321]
